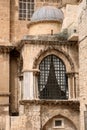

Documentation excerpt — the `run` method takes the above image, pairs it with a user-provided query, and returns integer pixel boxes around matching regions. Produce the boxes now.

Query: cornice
[0,45,14,53]
[60,0,82,7]
[0,104,9,106]
[0,92,10,96]
[20,99,80,111]
[16,37,78,51]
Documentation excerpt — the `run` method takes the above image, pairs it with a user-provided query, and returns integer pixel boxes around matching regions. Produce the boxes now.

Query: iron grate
[38,55,68,99]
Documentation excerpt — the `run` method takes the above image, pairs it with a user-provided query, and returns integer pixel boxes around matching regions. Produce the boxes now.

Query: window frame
[19,0,34,20]
[53,118,64,128]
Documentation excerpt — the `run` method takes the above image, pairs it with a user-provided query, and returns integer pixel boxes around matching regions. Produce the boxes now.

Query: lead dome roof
[31,6,64,23]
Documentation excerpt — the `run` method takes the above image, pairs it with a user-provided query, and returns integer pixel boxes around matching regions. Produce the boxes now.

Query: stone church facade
[0,0,87,130]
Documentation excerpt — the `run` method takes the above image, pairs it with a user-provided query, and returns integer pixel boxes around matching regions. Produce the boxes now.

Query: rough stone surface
[0,0,86,130]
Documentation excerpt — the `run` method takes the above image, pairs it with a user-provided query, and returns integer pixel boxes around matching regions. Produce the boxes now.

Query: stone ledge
[16,34,78,51]
[20,99,80,111]
[0,103,9,106]
[0,45,14,53]
[0,92,10,96]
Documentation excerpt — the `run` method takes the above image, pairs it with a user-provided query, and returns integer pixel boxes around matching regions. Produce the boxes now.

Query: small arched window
[38,55,68,100]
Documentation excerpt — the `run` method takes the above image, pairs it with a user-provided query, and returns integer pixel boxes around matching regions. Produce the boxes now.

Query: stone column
[72,73,75,99]
[33,69,40,99]
[19,75,23,100]
[23,70,34,100]
[67,73,71,99]
[67,72,77,99]
[23,69,40,100]
[74,73,79,98]
[67,73,74,99]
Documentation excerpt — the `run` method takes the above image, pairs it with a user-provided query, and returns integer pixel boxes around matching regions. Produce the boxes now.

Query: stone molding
[20,99,80,111]
[22,69,40,73]
[27,20,61,28]
[0,45,14,53]
[0,104,9,106]
[0,92,10,96]
[33,46,75,71]
[16,35,77,51]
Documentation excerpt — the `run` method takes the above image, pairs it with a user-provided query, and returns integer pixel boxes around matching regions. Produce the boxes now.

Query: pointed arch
[38,54,68,99]
[42,114,77,130]
[33,47,75,72]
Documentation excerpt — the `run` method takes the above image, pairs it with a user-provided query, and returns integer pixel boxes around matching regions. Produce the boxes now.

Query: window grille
[19,0,34,20]
[53,118,64,128]
[55,120,62,126]
[38,55,68,100]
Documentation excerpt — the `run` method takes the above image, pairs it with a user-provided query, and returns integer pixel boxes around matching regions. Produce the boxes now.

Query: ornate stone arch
[33,46,75,72]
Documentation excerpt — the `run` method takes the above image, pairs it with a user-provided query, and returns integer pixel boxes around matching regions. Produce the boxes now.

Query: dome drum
[27,6,64,35]
[28,20,62,35]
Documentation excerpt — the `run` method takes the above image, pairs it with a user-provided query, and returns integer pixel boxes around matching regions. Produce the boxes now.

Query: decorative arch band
[33,46,75,72]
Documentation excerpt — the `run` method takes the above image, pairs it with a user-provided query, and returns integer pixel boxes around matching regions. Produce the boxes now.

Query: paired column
[67,72,79,99]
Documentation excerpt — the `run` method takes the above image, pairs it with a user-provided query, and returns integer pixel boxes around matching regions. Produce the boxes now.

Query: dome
[31,6,64,23]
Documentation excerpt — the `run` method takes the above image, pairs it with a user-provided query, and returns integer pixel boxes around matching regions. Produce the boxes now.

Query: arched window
[38,55,68,100]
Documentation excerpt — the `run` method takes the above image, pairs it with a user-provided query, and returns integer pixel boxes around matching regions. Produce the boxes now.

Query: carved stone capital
[67,72,78,78]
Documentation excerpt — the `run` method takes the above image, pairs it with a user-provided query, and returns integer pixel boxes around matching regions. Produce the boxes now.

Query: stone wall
[79,6,87,40]
[0,0,10,45]
[11,115,27,130]
[0,106,10,130]
[0,52,10,128]
[79,1,87,130]
[19,101,79,130]
[79,31,87,129]
[62,4,78,30]
[0,52,9,106]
